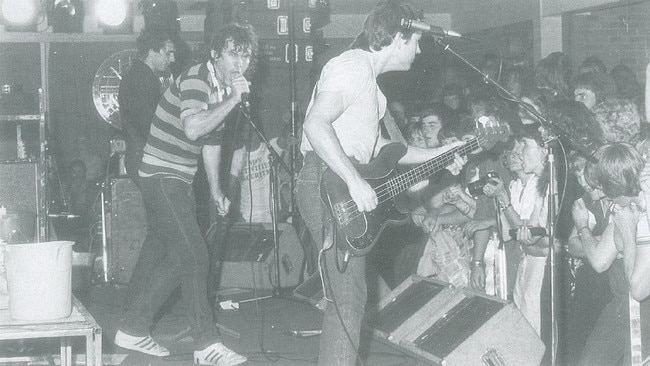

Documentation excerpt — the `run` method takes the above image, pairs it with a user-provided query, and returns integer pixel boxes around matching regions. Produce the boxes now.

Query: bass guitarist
[295,1,467,365]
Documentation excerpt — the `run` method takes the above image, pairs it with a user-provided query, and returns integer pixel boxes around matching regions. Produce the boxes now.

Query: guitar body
[320,143,409,256]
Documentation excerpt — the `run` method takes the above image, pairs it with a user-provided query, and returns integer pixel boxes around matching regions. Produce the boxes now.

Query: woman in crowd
[483,128,551,340]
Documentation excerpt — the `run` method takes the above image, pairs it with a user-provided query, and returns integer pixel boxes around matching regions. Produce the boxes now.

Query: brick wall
[569,1,650,81]
[461,20,535,71]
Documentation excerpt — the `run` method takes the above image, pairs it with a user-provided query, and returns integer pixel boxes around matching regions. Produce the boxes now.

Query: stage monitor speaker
[219,222,304,290]
[109,177,146,284]
[369,275,545,366]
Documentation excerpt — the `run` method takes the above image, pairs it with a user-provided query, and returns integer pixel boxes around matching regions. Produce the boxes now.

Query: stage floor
[0,284,425,365]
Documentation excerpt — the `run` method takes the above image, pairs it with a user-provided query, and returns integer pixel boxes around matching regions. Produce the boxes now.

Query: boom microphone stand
[238,104,292,296]
[422,33,577,366]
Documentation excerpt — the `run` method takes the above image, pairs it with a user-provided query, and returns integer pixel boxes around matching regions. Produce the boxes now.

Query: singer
[113,23,256,366]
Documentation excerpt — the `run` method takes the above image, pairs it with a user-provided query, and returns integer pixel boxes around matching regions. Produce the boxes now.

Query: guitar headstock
[474,117,511,151]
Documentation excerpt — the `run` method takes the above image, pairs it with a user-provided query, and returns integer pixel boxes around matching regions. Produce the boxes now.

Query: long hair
[519,126,550,197]
[350,0,423,51]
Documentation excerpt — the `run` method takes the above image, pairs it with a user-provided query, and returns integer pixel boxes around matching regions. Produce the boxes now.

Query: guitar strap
[381,109,407,146]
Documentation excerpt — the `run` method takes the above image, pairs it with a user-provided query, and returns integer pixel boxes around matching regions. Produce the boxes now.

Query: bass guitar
[320,123,509,257]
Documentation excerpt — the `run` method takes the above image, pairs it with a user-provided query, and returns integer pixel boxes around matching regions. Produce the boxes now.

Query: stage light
[1,0,41,31]
[96,0,132,34]
[96,0,127,26]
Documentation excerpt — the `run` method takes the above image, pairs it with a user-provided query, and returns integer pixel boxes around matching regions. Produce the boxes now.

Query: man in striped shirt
[114,23,255,366]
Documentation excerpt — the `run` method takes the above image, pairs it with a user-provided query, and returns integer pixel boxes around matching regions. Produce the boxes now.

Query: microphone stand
[431,37,568,365]
[239,105,292,297]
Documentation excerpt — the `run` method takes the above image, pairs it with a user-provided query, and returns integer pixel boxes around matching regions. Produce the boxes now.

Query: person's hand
[230,72,251,104]
[442,187,459,205]
[516,223,536,246]
[422,214,439,235]
[445,153,468,176]
[448,184,466,200]
[211,190,231,216]
[482,177,505,198]
[463,218,494,237]
[571,199,590,231]
[611,203,640,244]
[411,212,426,227]
[470,265,486,291]
[348,176,377,212]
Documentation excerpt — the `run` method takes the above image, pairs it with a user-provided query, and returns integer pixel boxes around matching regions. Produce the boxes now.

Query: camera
[467,171,499,197]
[509,227,547,239]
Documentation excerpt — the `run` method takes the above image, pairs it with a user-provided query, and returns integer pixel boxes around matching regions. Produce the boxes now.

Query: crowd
[388,53,650,365]
[110,0,650,363]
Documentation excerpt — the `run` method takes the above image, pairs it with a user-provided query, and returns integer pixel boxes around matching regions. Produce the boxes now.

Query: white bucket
[5,241,74,320]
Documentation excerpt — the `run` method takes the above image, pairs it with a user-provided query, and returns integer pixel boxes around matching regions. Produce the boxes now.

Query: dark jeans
[120,176,220,350]
[123,164,167,307]
[296,152,367,366]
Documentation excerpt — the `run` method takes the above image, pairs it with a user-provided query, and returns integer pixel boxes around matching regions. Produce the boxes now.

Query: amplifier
[219,222,304,290]
[369,275,545,366]
[0,162,38,214]
[108,178,146,284]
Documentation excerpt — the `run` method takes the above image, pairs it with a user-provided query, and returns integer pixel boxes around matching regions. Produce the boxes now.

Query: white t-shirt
[300,49,386,164]
[230,137,283,223]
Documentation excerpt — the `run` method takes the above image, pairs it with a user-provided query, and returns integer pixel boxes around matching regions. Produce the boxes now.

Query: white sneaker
[114,330,170,357]
[194,342,247,365]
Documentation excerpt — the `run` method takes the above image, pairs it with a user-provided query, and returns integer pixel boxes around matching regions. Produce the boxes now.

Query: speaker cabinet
[219,222,304,289]
[369,275,545,366]
[109,178,146,284]
[0,162,38,214]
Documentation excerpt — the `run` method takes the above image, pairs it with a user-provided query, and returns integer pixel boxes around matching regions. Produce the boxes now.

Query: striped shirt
[139,61,226,183]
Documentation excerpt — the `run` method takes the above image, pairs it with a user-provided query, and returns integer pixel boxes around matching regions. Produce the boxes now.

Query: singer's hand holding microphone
[230,71,250,109]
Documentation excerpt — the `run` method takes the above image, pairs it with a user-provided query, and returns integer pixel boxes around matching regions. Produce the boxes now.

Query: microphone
[401,18,462,38]
[230,70,250,110]
[241,92,250,110]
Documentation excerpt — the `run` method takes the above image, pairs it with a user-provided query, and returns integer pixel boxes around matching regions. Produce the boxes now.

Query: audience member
[484,129,551,345]
[419,102,453,148]
[577,143,650,365]
[572,71,617,110]
[577,55,607,75]
[534,51,572,102]
[439,83,467,116]
[501,64,535,98]
[564,152,612,365]
[592,98,641,144]
[610,63,645,121]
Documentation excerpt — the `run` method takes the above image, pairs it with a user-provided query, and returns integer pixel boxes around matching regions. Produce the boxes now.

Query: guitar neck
[378,138,481,201]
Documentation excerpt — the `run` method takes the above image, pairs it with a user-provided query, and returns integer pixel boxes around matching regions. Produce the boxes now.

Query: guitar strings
[334,137,485,223]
